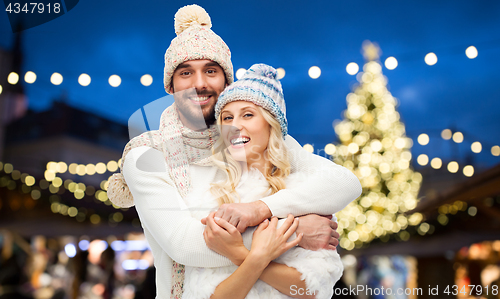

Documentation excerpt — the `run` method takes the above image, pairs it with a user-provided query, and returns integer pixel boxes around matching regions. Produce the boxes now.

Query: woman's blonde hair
[210,106,290,206]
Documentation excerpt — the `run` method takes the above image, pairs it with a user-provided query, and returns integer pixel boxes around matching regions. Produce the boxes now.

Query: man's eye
[206,69,216,74]
[181,71,191,76]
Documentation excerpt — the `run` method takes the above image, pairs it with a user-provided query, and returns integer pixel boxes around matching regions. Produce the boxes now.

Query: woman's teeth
[231,137,250,145]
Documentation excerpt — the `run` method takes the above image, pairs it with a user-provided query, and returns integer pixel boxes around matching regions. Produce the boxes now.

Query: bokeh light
[64,244,77,258]
[447,161,459,173]
[465,46,478,59]
[109,75,121,87]
[277,68,286,80]
[417,154,429,166]
[452,132,464,143]
[7,72,19,84]
[308,66,321,79]
[417,133,429,145]
[425,52,438,65]
[140,74,153,86]
[303,144,314,153]
[431,157,442,169]
[384,57,398,70]
[468,206,477,216]
[78,74,91,86]
[235,68,246,80]
[348,143,359,153]
[107,161,118,172]
[441,129,452,140]
[492,145,500,156]
[86,164,96,175]
[471,141,482,153]
[346,63,359,75]
[69,163,78,175]
[325,143,336,155]
[25,176,35,186]
[58,162,68,173]
[463,165,474,177]
[90,214,101,224]
[24,71,37,83]
[51,73,63,85]
[96,163,107,174]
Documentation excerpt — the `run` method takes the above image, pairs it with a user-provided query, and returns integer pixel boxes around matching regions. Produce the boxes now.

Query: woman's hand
[250,215,303,264]
[203,212,249,266]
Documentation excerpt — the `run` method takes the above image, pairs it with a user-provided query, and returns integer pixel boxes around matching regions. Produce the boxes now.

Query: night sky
[1,0,499,169]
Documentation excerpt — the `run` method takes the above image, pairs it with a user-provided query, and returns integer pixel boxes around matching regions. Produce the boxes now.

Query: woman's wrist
[245,251,271,271]
[231,246,250,266]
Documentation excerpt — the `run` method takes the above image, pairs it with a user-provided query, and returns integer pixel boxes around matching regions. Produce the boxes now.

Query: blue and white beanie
[215,63,287,137]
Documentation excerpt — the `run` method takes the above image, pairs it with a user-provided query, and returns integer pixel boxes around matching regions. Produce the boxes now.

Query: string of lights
[0,161,139,227]
[302,128,499,178]
[44,160,121,178]
[0,43,492,93]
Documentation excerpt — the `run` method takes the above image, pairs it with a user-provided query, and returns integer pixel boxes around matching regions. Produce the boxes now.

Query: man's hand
[296,214,339,250]
[201,201,272,233]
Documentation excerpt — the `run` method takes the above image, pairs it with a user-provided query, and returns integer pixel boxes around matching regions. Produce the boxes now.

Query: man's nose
[193,72,208,90]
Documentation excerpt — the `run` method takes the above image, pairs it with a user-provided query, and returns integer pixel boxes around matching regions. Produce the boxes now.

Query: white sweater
[181,168,343,299]
[123,135,361,298]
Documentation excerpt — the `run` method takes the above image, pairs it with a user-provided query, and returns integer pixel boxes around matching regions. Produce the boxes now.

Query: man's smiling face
[171,59,227,128]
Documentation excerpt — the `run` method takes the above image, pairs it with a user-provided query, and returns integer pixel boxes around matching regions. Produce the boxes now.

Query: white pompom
[174,4,212,35]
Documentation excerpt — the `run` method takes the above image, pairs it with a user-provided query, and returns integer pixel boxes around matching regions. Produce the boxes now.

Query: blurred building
[0,32,28,160]
[0,97,140,237]
[4,99,129,185]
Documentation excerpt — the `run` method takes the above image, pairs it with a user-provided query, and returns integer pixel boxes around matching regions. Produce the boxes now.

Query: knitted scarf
[107,103,218,299]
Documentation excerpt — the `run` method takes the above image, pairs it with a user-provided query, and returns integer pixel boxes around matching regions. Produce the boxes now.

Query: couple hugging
[108,4,361,299]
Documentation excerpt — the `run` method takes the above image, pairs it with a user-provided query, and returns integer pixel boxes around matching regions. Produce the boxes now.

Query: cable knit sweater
[181,167,343,299]
[122,135,361,299]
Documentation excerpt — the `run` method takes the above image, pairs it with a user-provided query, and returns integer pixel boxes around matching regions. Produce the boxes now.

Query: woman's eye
[222,116,233,121]
[244,113,253,117]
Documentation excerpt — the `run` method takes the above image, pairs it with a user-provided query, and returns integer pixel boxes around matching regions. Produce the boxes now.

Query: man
[108,4,361,298]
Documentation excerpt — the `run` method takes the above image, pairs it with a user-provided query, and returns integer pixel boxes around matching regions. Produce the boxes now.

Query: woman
[181,64,343,299]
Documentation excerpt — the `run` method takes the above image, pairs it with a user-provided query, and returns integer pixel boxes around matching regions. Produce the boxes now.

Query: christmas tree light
[333,41,422,250]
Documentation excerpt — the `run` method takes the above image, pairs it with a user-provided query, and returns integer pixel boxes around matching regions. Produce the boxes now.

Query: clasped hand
[201,201,268,233]
[203,212,302,266]
[201,201,339,250]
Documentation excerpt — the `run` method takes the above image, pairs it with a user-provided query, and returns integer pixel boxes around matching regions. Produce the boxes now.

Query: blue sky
[1,0,499,168]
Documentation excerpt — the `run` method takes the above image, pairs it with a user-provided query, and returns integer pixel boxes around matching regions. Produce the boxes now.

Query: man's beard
[175,89,217,128]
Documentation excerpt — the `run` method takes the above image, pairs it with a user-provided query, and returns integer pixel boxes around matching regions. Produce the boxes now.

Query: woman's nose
[230,123,241,133]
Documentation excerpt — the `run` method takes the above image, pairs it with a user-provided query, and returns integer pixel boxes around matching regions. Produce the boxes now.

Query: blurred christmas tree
[333,41,423,250]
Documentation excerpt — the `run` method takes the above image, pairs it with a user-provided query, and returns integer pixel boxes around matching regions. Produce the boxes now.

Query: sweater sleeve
[123,146,255,268]
[260,135,362,218]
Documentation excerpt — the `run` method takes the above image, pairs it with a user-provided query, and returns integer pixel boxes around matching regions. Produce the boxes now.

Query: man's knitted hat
[164,4,234,94]
[214,63,287,137]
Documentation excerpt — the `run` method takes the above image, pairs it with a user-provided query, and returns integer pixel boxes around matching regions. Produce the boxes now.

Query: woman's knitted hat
[214,63,287,137]
[164,4,234,94]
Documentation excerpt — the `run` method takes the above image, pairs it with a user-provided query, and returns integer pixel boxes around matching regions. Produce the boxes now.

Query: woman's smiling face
[219,101,271,166]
